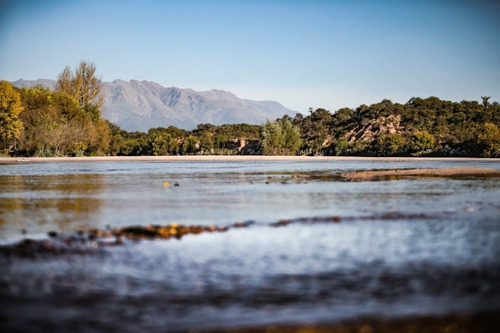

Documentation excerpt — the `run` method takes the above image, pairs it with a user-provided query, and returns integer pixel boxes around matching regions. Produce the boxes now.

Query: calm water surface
[1,159,500,332]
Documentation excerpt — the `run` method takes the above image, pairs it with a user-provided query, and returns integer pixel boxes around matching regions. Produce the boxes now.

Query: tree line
[289,97,500,157]
[1,62,499,157]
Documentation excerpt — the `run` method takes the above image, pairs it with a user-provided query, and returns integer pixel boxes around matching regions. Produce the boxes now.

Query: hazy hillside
[12,79,296,131]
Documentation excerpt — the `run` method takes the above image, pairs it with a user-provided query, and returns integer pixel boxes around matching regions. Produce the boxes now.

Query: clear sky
[1,0,499,113]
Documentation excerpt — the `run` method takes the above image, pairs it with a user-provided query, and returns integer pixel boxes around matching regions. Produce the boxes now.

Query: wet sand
[343,167,500,180]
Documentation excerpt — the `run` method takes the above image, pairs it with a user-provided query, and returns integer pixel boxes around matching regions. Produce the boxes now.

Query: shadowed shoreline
[190,311,500,333]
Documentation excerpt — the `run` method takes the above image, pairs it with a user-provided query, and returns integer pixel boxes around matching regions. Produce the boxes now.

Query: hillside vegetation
[291,97,500,157]
[1,63,499,157]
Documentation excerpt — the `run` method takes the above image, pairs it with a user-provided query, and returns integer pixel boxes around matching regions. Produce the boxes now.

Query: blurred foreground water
[1,159,500,332]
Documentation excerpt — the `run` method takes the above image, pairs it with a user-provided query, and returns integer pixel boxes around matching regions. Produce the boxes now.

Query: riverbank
[1,155,500,164]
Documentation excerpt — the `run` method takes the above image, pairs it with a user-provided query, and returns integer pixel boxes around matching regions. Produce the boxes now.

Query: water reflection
[0,174,107,241]
[1,161,500,331]
[2,163,500,242]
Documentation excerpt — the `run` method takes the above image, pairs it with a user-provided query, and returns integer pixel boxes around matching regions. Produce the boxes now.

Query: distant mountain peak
[12,79,296,131]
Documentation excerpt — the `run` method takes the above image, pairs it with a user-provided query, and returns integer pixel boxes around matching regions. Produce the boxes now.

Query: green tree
[199,131,214,153]
[261,120,284,155]
[481,96,491,108]
[376,133,405,156]
[109,134,124,156]
[282,118,302,154]
[183,135,198,154]
[214,134,225,150]
[149,133,172,156]
[261,119,302,155]
[299,108,333,155]
[409,131,436,155]
[477,122,500,157]
[332,137,349,156]
[0,81,24,153]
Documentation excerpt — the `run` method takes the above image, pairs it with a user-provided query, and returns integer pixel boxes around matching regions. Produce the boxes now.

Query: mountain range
[12,79,296,131]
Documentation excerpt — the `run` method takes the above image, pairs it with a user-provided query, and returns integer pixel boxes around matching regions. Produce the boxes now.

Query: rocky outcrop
[346,114,403,143]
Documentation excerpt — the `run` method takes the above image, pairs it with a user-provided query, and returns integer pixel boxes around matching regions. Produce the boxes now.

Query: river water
[1,159,500,332]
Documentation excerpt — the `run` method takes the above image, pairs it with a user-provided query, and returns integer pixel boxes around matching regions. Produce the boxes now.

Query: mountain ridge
[11,79,297,131]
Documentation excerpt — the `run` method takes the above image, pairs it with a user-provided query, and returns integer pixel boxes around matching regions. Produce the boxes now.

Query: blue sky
[1,0,499,113]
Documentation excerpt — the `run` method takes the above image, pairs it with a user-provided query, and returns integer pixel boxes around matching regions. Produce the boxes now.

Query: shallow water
[1,159,500,332]
[1,159,499,241]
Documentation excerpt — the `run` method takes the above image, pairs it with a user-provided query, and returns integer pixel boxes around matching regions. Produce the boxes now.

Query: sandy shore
[1,155,500,164]
[344,167,500,180]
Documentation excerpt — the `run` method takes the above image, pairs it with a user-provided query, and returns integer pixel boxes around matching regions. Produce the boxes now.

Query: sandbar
[343,167,500,180]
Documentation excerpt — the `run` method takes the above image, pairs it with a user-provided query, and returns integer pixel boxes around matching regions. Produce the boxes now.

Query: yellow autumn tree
[0,81,24,154]
[53,61,110,155]
[55,60,105,121]
[478,122,500,157]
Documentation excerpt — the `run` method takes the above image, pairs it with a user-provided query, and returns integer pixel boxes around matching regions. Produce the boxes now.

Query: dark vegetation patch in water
[0,213,436,258]
[1,215,500,332]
